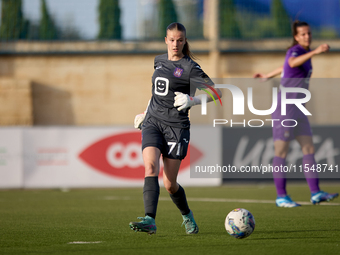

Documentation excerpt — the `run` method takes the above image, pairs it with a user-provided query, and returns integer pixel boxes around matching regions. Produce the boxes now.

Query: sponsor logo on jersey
[155,77,169,96]
[173,67,183,77]
[79,131,203,180]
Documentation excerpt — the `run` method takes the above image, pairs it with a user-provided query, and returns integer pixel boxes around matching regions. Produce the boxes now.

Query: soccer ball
[225,208,255,239]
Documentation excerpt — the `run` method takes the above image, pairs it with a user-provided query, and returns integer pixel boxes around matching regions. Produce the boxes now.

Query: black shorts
[141,114,190,160]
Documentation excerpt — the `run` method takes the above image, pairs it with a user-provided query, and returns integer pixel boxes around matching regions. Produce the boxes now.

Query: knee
[302,144,315,155]
[274,146,289,158]
[164,182,178,195]
[275,151,288,158]
[144,163,159,177]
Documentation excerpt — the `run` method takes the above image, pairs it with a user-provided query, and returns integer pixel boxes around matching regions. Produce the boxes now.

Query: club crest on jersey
[173,67,183,77]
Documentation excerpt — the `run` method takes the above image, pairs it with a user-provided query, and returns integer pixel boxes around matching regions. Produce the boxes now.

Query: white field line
[68,241,102,244]
[103,196,340,206]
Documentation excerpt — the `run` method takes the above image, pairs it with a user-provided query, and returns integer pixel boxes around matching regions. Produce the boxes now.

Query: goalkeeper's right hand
[134,113,145,130]
[134,100,150,130]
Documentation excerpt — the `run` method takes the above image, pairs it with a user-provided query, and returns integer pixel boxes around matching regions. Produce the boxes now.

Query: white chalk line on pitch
[103,196,340,206]
[68,241,102,244]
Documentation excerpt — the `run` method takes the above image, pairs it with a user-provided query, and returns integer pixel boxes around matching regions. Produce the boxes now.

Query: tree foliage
[98,0,122,39]
[158,0,178,38]
[39,0,59,40]
[0,0,29,39]
[272,0,291,37]
[219,0,241,38]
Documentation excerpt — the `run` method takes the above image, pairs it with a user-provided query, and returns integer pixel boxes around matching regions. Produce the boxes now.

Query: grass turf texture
[0,184,339,255]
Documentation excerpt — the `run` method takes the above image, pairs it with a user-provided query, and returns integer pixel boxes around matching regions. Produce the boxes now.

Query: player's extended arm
[288,43,330,68]
[173,88,222,111]
[253,66,283,81]
[134,100,150,129]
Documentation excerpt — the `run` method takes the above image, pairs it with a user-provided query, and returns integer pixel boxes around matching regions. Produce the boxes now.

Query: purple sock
[272,156,287,197]
[303,154,320,194]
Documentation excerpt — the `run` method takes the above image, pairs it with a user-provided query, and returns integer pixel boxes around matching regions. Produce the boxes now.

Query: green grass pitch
[0,184,339,255]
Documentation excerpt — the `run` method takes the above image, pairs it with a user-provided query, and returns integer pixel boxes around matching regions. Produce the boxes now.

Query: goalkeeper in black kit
[129,22,222,235]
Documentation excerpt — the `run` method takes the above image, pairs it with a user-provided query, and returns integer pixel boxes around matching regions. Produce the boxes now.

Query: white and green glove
[173,92,201,111]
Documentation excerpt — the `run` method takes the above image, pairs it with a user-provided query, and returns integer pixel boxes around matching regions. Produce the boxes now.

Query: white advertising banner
[0,128,23,188]
[17,126,221,188]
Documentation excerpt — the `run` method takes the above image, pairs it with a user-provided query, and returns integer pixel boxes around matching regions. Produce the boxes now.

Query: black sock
[170,185,190,215]
[143,176,159,219]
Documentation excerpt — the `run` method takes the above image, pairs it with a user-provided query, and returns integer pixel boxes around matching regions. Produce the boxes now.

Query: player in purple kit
[254,21,338,207]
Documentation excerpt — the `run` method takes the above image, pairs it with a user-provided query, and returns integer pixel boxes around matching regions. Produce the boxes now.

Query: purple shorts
[272,105,312,141]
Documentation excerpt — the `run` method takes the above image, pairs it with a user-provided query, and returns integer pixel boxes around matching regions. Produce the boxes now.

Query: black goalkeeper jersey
[148,53,214,128]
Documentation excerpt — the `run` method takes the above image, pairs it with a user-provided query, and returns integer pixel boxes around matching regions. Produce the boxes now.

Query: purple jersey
[283,44,312,80]
[272,44,313,141]
[281,44,313,98]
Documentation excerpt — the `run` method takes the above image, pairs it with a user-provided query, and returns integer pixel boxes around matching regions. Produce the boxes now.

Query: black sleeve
[189,64,215,96]
[153,56,158,70]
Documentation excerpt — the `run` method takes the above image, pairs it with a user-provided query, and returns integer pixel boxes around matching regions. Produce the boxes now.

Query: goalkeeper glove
[134,100,150,129]
[134,113,145,129]
[173,92,201,111]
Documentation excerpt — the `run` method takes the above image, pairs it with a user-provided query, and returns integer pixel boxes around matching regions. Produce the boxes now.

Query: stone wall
[0,78,32,125]
[0,40,339,126]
